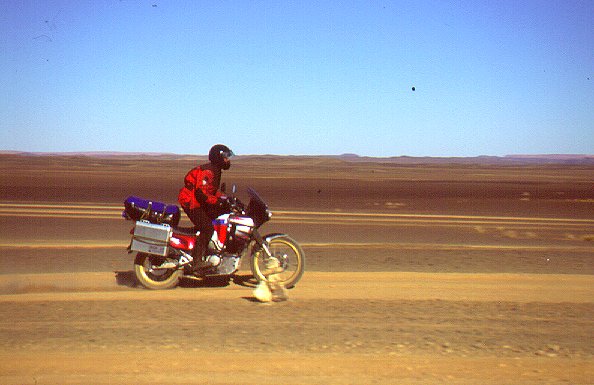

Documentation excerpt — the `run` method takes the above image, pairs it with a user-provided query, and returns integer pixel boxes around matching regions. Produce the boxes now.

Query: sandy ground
[0,271,592,384]
[0,154,593,384]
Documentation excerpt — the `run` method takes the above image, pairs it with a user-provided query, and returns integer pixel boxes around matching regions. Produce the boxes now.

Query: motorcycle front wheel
[251,235,305,289]
[134,253,182,290]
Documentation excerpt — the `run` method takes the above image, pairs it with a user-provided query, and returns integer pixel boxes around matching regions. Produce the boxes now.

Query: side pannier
[122,196,181,227]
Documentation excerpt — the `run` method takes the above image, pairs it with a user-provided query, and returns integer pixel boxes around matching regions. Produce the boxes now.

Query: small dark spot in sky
[152,3,157,7]
[42,9,61,31]
[411,86,416,91]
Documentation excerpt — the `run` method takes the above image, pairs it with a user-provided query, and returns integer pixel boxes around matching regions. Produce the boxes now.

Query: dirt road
[0,154,592,384]
[2,203,593,276]
[0,271,592,385]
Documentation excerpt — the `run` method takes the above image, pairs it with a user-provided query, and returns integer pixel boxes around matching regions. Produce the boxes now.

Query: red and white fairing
[167,213,255,252]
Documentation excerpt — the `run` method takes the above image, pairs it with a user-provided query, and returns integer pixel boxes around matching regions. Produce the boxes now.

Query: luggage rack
[138,201,168,223]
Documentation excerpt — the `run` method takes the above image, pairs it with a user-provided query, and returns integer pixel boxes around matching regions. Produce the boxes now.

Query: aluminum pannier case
[130,220,172,256]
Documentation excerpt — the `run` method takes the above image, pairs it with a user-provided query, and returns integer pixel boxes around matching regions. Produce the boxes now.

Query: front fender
[249,231,286,258]
[263,233,288,242]
[251,230,286,247]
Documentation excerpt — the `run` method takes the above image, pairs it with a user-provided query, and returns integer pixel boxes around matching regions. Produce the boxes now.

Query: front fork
[251,230,288,275]
[252,229,277,259]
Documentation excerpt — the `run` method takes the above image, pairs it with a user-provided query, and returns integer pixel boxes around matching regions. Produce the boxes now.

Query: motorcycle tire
[134,252,183,290]
[250,235,305,289]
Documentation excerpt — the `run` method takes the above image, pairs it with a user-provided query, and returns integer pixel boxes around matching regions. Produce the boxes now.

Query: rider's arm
[193,169,220,205]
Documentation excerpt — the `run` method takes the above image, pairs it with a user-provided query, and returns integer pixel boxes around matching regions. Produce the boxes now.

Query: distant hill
[1,151,593,165]
[0,151,179,157]
[505,154,594,161]
[333,153,594,165]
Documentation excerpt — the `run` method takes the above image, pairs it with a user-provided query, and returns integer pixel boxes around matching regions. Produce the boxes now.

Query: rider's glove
[217,196,231,211]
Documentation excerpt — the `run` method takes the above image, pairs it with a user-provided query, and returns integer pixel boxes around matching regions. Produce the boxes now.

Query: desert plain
[0,153,593,384]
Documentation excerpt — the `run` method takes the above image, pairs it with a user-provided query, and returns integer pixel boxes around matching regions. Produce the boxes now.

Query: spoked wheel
[134,253,182,290]
[251,235,305,289]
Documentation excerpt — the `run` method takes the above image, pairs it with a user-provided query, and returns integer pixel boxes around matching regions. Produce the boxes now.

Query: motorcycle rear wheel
[251,235,305,289]
[134,253,182,290]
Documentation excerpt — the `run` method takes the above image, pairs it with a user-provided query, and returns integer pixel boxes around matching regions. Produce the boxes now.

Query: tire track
[1,203,593,227]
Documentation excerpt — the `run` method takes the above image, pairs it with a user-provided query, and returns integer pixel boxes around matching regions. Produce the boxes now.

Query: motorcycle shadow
[114,271,258,289]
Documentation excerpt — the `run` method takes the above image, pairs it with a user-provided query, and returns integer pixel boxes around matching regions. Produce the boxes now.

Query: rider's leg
[185,207,214,269]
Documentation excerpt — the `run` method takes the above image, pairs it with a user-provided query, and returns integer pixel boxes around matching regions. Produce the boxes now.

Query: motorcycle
[122,186,305,290]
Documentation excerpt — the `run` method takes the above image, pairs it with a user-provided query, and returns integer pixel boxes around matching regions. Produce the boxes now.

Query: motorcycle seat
[173,226,198,236]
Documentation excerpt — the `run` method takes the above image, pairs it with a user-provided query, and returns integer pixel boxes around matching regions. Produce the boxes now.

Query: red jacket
[178,163,223,210]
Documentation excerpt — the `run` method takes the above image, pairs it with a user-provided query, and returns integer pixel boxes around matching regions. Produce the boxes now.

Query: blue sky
[1,0,592,156]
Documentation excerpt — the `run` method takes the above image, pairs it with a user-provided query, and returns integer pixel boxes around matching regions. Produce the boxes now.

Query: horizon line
[1,150,593,159]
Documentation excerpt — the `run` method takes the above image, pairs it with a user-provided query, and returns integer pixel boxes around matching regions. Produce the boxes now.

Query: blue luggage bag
[123,196,181,227]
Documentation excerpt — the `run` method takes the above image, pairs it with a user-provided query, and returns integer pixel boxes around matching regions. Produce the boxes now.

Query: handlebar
[225,194,245,215]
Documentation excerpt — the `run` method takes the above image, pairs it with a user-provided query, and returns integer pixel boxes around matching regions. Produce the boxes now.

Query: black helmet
[208,144,234,170]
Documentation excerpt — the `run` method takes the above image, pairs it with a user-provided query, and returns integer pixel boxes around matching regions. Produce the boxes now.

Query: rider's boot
[191,240,210,272]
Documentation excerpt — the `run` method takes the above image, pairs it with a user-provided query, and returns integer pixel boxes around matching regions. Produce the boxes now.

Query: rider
[178,144,234,270]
